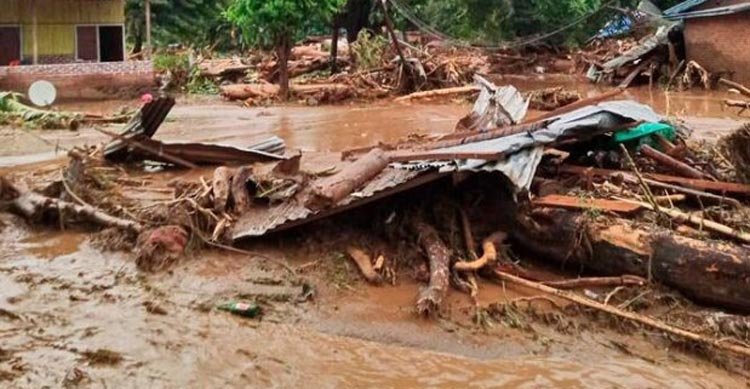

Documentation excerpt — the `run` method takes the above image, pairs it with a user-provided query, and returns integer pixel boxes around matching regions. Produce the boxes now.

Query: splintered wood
[413,221,451,316]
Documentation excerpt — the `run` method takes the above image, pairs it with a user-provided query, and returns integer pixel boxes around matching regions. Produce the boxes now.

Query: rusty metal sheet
[232,168,443,240]
[104,97,176,160]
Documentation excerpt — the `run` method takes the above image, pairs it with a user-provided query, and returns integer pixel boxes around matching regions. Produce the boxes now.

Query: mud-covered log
[231,166,254,214]
[513,208,750,312]
[651,235,750,312]
[307,148,389,208]
[3,178,143,233]
[221,84,280,101]
[413,221,451,316]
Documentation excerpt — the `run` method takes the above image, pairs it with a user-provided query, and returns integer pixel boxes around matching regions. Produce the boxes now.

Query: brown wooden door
[0,27,21,66]
[76,26,98,61]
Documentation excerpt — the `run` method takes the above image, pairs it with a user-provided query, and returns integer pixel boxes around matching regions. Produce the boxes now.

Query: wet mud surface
[2,78,750,387]
[1,216,745,388]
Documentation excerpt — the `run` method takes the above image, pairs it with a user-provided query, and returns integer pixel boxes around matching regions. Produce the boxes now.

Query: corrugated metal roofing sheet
[231,168,442,240]
[664,0,709,15]
[394,100,662,190]
[665,2,750,19]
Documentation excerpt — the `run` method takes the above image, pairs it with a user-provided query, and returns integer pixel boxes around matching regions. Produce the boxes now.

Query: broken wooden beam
[639,144,710,179]
[307,148,390,208]
[532,194,642,214]
[558,165,750,196]
[388,150,505,163]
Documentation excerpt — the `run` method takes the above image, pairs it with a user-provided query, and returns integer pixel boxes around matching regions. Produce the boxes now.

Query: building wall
[684,13,750,85]
[0,61,155,100]
[0,0,124,61]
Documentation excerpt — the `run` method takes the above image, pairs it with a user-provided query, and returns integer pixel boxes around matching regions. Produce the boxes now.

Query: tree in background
[225,0,346,99]
[126,0,233,53]
[400,0,686,47]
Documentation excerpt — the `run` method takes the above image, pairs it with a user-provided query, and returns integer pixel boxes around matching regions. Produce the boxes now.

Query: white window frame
[0,24,23,63]
[75,23,126,62]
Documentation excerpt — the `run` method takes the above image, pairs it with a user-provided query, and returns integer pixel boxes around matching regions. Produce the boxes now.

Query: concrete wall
[0,61,155,100]
[0,0,124,62]
[684,13,750,85]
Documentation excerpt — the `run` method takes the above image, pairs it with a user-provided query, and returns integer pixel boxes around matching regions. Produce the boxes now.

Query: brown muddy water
[1,78,749,387]
[0,218,744,388]
[0,77,747,167]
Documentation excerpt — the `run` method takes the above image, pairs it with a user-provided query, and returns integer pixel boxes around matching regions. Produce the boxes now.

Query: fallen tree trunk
[221,83,354,103]
[2,177,143,234]
[513,208,750,312]
[413,220,451,316]
[221,84,280,101]
[307,148,389,208]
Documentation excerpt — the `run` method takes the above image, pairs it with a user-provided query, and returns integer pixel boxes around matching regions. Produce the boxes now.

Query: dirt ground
[2,78,750,388]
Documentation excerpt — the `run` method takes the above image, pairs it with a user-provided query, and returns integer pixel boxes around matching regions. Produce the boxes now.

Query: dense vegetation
[126,0,685,52]
[125,0,686,94]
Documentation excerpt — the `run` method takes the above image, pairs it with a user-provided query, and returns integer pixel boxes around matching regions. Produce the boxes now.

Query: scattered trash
[217,301,262,319]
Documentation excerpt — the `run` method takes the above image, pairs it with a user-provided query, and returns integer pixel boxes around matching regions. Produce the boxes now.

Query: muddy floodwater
[1,77,749,387]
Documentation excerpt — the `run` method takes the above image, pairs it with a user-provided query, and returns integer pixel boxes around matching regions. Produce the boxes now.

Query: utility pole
[145,0,152,59]
[31,0,38,64]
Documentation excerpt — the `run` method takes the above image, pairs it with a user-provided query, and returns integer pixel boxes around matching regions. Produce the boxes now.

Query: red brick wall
[0,61,155,99]
[684,13,750,85]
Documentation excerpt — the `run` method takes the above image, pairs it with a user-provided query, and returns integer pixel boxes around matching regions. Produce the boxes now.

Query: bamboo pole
[31,0,38,64]
[493,270,750,359]
[145,0,152,59]
[619,198,750,243]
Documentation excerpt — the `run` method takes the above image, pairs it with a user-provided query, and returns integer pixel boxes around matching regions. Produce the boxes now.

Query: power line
[386,0,619,49]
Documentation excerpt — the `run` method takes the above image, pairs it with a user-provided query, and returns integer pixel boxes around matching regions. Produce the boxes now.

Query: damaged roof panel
[232,168,443,240]
[665,2,750,19]
[395,99,662,190]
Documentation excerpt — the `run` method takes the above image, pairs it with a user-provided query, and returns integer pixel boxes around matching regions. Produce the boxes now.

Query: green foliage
[126,0,235,50]
[351,30,388,70]
[224,0,347,49]
[398,0,686,47]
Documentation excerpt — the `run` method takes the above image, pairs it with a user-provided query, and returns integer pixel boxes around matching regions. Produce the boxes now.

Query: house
[0,0,153,99]
[665,0,750,84]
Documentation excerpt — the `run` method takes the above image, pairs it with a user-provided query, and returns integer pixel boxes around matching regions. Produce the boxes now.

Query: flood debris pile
[3,78,750,367]
[0,92,131,130]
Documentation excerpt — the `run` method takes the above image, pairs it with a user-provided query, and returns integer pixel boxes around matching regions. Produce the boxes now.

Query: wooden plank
[388,150,505,163]
[558,165,750,195]
[533,194,642,214]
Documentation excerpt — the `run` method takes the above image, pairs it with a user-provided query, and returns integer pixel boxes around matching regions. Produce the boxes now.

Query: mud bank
[0,218,744,388]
